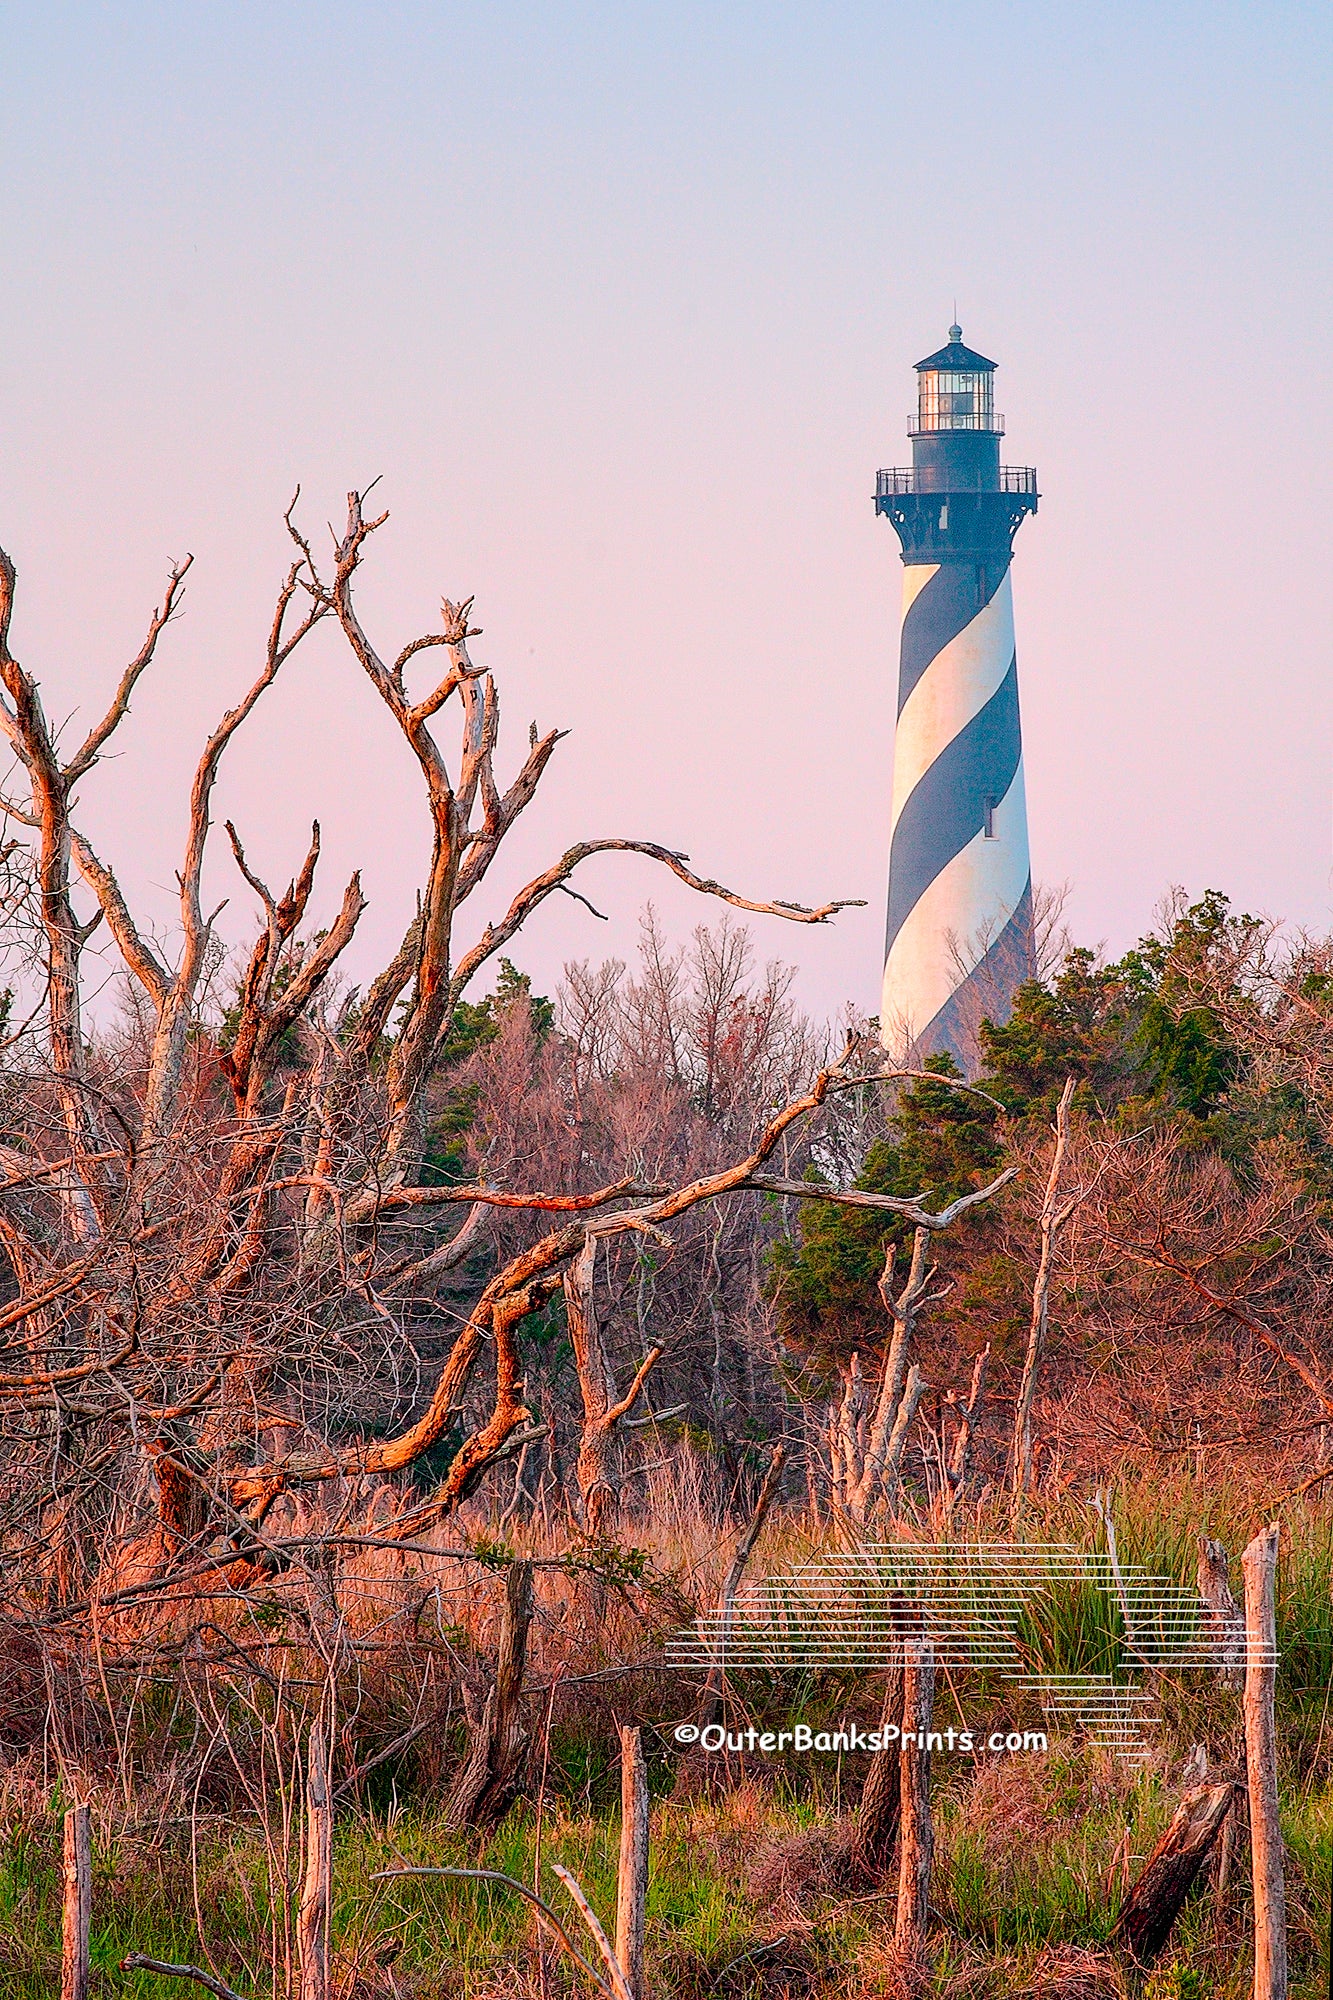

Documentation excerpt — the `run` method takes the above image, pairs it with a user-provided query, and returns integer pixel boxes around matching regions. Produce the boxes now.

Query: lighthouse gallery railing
[875,466,1039,499]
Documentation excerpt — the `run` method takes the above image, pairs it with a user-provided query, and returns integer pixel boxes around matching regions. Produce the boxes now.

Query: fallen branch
[119,1958,247,2000]
[370,1867,617,1997]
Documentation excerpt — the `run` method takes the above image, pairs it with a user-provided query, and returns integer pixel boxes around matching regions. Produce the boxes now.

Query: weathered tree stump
[846,1661,905,1878]
[1197,1536,1245,1688]
[1112,1779,1236,1964]
[444,1558,534,1830]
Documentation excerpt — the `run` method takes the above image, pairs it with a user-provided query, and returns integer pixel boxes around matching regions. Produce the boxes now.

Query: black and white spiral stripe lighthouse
[876,326,1039,1068]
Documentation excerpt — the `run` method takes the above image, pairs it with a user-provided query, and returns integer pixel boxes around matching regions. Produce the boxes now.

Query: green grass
[0,1788,868,1998]
[3,1481,1331,1995]
[3,1769,1330,1998]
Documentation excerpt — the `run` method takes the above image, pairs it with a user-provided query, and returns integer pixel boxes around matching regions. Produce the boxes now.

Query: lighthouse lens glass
[919,369,993,431]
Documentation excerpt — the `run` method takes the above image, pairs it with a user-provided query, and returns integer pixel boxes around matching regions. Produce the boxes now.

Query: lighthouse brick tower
[876,325,1038,1068]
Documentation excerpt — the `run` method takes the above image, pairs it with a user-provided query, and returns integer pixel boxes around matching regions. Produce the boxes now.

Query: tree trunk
[847,1662,904,1877]
[1242,1523,1286,2000]
[445,1559,534,1829]
[894,1638,935,1962]
[1112,1779,1236,1963]
[61,1804,91,2000]
[297,1723,332,2000]
[615,1725,649,2000]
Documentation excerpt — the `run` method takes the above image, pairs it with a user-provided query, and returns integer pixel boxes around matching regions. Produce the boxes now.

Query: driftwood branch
[450,838,866,1008]
[747,1164,1018,1225]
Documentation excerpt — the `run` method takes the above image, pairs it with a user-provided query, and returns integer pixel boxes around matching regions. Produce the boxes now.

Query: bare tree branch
[64,556,194,779]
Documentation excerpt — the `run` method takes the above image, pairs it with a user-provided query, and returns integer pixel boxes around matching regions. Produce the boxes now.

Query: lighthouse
[875,325,1038,1069]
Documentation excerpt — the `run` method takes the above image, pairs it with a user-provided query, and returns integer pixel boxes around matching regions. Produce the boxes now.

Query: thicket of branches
[1,500,1332,1805]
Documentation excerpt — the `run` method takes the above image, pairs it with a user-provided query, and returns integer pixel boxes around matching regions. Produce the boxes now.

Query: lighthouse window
[983,797,997,839]
[918,367,995,431]
[942,373,977,416]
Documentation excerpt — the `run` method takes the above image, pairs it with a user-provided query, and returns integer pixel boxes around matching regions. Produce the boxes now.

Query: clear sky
[2,3,1331,1024]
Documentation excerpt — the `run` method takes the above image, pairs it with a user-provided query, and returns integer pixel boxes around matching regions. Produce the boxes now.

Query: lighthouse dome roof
[915,325,997,372]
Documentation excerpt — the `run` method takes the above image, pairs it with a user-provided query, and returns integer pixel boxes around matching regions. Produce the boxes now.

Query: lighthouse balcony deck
[876,465,1038,498]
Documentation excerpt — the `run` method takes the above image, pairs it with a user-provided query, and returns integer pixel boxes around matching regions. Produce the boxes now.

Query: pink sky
[2,4,1331,1026]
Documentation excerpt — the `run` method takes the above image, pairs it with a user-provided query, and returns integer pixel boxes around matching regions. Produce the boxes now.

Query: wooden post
[61,1803,91,2000]
[297,1722,332,2000]
[1242,1523,1286,2000]
[894,1638,935,1961]
[1112,1779,1236,1963]
[615,1725,649,2000]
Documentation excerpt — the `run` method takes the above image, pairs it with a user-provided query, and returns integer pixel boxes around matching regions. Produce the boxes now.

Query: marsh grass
[2,1464,1330,1995]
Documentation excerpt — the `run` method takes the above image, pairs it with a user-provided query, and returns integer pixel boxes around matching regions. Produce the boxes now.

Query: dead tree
[324,491,860,1193]
[0,495,864,1606]
[804,1167,1017,1523]
[942,1343,989,1520]
[1011,1075,1080,1502]
[69,539,338,1154]
[0,507,1036,1627]
[0,542,191,1233]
